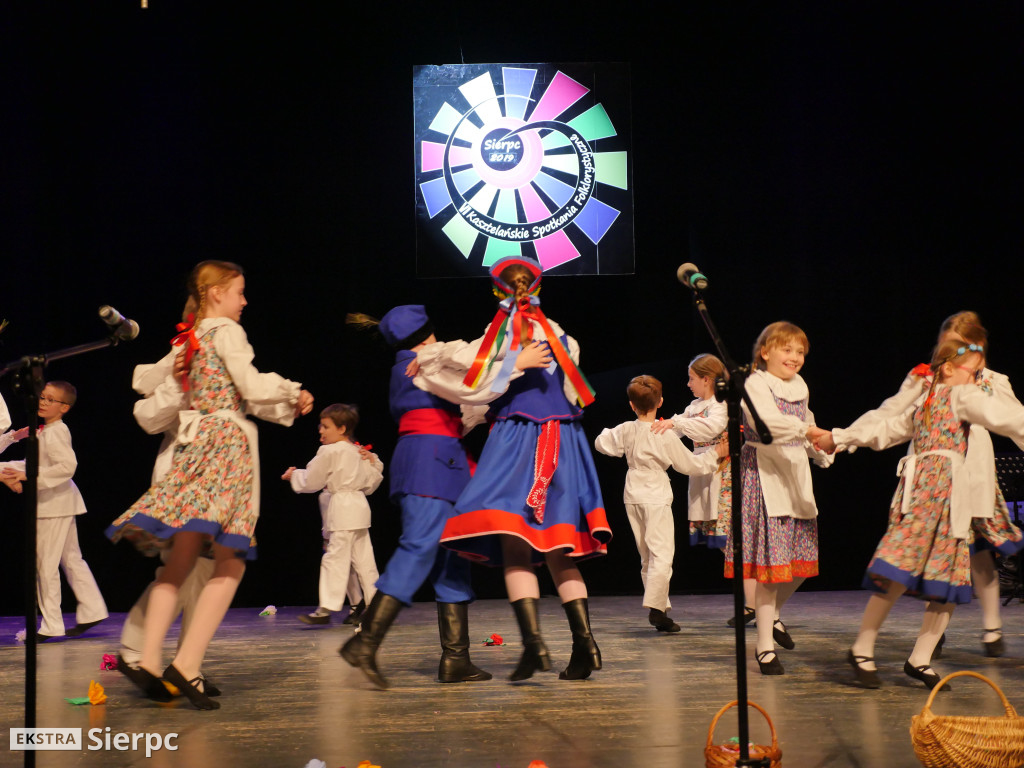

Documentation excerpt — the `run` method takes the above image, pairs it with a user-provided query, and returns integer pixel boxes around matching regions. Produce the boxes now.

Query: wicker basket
[705,699,782,768]
[910,670,1024,768]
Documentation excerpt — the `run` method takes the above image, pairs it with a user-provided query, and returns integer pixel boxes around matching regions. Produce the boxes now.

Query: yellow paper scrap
[88,680,107,705]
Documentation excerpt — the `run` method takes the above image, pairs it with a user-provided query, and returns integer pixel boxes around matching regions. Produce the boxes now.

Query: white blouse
[741,370,831,520]
[289,440,383,531]
[594,419,719,505]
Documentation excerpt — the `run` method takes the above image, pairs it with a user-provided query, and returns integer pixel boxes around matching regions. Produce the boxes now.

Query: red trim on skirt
[441,507,611,561]
[724,560,819,583]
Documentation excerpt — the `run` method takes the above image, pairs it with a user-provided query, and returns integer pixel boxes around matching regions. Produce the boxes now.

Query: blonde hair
[183,261,244,324]
[627,375,662,413]
[752,322,809,370]
[689,353,725,381]
[46,380,77,408]
[938,311,988,348]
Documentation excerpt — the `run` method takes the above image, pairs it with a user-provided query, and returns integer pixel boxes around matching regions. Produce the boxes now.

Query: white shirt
[413,318,581,430]
[594,419,719,504]
[289,440,383,531]
[671,397,728,448]
[834,383,1024,538]
[36,419,88,519]
[671,397,729,521]
[742,370,831,519]
[833,367,1024,520]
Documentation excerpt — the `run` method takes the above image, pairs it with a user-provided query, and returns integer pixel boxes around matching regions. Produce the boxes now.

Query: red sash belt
[398,408,464,439]
[526,420,560,523]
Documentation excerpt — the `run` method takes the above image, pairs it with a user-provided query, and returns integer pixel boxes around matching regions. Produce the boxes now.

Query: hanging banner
[414,63,634,277]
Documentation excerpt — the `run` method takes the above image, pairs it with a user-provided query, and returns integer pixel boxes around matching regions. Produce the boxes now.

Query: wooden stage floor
[3,591,1024,768]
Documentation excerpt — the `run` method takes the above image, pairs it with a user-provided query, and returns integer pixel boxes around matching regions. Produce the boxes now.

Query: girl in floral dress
[935,313,1024,657]
[729,322,833,676]
[820,338,1024,689]
[107,261,313,709]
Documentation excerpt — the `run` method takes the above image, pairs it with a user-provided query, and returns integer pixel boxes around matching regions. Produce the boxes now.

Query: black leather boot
[559,597,602,680]
[509,597,551,681]
[339,591,403,689]
[437,602,493,683]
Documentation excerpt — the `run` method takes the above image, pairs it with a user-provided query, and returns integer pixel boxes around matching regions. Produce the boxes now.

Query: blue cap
[379,305,434,349]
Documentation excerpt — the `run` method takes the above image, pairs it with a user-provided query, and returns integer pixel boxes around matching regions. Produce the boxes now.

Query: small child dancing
[659,354,757,627]
[594,374,724,632]
[283,403,383,626]
[732,322,832,675]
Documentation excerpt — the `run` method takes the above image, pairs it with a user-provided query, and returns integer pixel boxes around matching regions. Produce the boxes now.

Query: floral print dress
[865,385,973,603]
[108,327,256,557]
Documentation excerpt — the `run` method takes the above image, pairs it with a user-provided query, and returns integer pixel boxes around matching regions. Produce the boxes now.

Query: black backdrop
[2,2,1022,615]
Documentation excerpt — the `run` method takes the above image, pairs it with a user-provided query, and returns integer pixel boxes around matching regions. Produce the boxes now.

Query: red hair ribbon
[170,313,200,391]
[910,363,932,379]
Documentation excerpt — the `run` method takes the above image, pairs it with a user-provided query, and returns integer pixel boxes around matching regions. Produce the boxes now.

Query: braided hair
[922,337,986,429]
[183,261,244,325]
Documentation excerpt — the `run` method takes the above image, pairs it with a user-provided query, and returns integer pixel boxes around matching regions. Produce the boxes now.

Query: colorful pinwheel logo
[415,64,631,274]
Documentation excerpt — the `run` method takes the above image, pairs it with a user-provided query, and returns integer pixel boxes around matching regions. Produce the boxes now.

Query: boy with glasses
[1,381,108,640]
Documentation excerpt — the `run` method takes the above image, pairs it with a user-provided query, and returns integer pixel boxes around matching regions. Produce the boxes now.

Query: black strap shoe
[846,649,881,688]
[903,661,947,690]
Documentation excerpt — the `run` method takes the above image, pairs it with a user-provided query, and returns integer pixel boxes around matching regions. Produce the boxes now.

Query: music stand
[995,453,1024,605]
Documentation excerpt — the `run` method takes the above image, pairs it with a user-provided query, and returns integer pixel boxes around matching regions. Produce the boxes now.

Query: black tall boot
[339,591,403,689]
[509,597,551,681]
[437,602,493,683]
[559,598,602,680]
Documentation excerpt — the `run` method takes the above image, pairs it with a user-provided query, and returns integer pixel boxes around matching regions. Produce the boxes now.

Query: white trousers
[119,555,216,666]
[624,503,675,612]
[320,528,378,611]
[36,516,108,636]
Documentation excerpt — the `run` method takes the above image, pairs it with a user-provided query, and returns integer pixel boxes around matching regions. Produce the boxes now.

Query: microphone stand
[0,331,133,768]
[687,287,773,768]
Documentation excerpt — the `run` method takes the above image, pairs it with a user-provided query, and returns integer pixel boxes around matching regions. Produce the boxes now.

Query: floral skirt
[972,482,1024,556]
[864,459,972,604]
[723,447,818,583]
[107,415,256,557]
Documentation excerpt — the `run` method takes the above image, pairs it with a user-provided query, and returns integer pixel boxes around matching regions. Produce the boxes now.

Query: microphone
[677,263,709,292]
[98,305,140,340]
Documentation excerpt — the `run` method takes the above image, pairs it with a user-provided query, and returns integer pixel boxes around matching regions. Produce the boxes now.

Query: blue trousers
[375,494,474,605]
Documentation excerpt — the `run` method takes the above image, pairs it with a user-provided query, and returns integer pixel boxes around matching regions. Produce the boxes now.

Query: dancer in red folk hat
[416,256,611,682]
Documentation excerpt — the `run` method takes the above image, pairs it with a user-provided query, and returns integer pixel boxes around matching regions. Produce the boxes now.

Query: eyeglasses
[40,396,68,406]
[956,343,984,355]
[955,365,983,383]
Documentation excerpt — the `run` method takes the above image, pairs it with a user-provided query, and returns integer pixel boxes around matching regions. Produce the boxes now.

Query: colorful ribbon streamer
[462,297,595,407]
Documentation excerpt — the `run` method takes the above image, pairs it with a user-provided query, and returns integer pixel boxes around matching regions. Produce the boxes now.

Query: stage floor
[2,591,1024,768]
